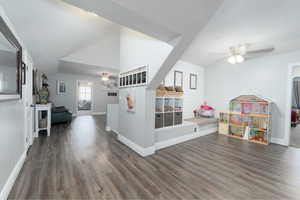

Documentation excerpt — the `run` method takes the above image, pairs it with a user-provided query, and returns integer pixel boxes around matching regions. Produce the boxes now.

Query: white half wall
[204,50,300,143]
[48,73,118,115]
[118,28,173,149]
[164,60,205,119]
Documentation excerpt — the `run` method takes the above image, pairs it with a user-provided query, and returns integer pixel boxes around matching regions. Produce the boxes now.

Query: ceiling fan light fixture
[236,55,244,63]
[227,54,244,64]
[227,55,237,64]
[101,72,110,81]
[101,76,109,81]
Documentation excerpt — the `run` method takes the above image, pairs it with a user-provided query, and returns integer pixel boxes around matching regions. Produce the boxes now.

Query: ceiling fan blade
[247,47,275,55]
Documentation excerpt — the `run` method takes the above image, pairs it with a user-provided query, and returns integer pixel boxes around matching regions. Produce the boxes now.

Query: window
[79,86,92,101]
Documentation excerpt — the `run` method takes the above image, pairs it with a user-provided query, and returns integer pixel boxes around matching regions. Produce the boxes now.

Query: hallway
[9,115,300,199]
[290,125,300,148]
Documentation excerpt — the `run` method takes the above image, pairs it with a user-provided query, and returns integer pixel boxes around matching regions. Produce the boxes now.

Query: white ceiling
[0,0,121,73]
[109,0,223,35]
[182,0,300,66]
[0,32,15,51]
[5,0,300,74]
[58,60,119,77]
[63,0,223,42]
[0,0,224,75]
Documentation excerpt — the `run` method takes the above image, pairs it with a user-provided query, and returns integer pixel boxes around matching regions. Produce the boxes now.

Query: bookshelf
[155,97,183,129]
[218,95,272,145]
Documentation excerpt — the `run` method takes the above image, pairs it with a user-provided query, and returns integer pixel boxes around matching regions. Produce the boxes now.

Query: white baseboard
[0,151,26,200]
[155,127,217,150]
[271,137,286,146]
[117,134,155,157]
[92,112,106,115]
[111,129,119,134]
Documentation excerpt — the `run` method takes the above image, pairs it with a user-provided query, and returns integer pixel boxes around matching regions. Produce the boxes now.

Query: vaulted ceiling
[0,0,121,73]
[3,0,300,76]
[182,0,300,66]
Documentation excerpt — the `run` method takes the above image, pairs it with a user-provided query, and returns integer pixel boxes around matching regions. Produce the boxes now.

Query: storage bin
[155,113,164,129]
[164,113,174,127]
[174,112,183,125]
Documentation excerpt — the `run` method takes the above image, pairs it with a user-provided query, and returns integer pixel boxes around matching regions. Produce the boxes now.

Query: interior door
[77,80,93,115]
[24,56,34,150]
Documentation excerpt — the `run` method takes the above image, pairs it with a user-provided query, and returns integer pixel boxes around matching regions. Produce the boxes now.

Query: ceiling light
[102,76,109,81]
[101,72,110,81]
[227,56,237,64]
[227,55,244,64]
[236,55,244,63]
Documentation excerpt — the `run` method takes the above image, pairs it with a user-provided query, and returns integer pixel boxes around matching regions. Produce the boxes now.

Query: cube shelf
[155,97,183,129]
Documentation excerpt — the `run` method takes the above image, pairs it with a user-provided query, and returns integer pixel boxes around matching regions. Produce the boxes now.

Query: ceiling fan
[224,43,275,64]
[100,72,118,89]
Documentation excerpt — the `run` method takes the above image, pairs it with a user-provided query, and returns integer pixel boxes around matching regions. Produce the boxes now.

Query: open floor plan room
[9,116,300,200]
[2,0,300,199]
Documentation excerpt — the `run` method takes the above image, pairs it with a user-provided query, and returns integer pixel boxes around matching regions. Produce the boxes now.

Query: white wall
[0,99,25,192]
[120,28,172,81]
[164,60,204,119]
[48,73,118,115]
[205,50,300,142]
[119,28,172,148]
[0,6,30,197]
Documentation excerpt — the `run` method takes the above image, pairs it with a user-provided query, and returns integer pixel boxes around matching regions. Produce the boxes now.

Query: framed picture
[137,73,141,84]
[57,80,66,95]
[126,76,129,85]
[126,89,135,113]
[21,62,26,85]
[190,73,197,89]
[133,74,137,85]
[174,71,183,88]
[142,71,147,83]
[32,69,38,95]
[122,77,125,86]
[129,74,133,85]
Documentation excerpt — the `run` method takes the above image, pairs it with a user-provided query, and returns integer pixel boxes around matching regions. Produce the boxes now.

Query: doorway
[286,64,300,148]
[77,80,93,115]
[290,70,300,148]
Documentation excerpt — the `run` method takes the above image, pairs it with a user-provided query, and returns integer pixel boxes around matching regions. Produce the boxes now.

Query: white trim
[0,95,21,101]
[105,127,119,134]
[271,137,286,146]
[0,151,26,200]
[284,63,300,146]
[155,127,217,150]
[105,126,111,132]
[92,112,106,115]
[117,134,155,157]
[112,129,119,134]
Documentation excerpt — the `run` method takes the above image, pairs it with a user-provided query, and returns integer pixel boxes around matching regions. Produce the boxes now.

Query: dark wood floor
[9,115,300,200]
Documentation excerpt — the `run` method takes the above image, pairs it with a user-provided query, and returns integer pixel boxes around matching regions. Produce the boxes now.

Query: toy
[194,102,215,118]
